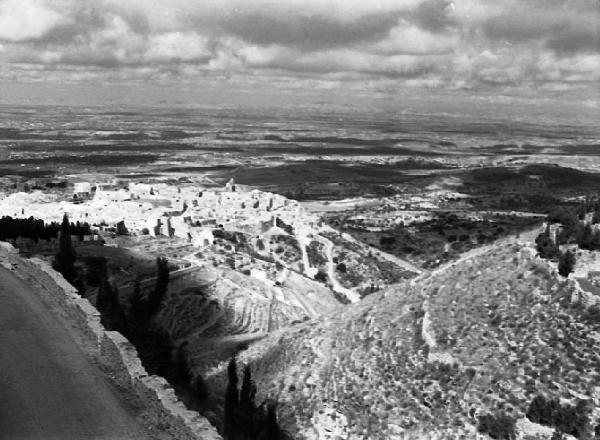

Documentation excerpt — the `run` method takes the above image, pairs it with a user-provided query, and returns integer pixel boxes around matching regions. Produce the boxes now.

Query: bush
[526,395,592,438]
[84,256,108,287]
[306,241,327,267]
[314,270,328,283]
[558,250,575,277]
[380,236,396,247]
[477,412,516,440]
[535,230,559,260]
[581,304,600,324]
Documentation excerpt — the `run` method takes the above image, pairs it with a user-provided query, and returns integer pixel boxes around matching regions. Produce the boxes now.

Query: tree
[53,214,78,284]
[128,277,147,326]
[314,270,328,283]
[72,274,86,297]
[135,326,172,376]
[558,250,576,277]
[147,257,169,315]
[194,374,209,400]
[110,284,127,334]
[116,220,129,236]
[577,223,594,250]
[96,280,126,332]
[173,342,191,386]
[96,278,113,321]
[556,227,570,245]
[224,356,239,440]
[240,365,257,438]
[263,403,281,440]
[535,231,560,260]
[84,255,108,287]
[527,395,555,426]
[166,218,174,238]
[478,412,516,440]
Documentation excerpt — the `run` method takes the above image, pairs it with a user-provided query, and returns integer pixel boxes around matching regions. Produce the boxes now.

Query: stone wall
[0,245,222,440]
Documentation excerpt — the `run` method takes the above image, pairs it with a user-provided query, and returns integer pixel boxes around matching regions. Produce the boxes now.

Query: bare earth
[0,266,152,440]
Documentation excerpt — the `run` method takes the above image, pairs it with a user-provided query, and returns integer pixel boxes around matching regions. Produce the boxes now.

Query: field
[329,212,543,268]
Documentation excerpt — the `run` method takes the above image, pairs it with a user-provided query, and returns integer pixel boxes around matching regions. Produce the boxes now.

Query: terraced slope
[236,241,600,439]
[156,265,339,372]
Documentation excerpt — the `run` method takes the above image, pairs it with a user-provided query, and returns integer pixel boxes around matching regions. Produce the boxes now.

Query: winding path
[316,235,361,303]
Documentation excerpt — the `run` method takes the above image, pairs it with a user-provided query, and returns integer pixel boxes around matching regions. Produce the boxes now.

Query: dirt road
[0,267,153,440]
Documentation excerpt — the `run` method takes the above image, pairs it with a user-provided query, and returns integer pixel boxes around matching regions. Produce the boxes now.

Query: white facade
[74,182,91,194]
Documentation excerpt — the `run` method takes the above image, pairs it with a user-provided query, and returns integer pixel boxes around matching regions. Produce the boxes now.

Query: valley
[1,106,599,440]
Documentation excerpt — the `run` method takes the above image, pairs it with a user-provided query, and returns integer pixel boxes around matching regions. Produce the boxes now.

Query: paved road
[0,267,152,440]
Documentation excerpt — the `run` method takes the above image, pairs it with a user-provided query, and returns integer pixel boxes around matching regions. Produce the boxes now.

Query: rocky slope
[234,240,600,439]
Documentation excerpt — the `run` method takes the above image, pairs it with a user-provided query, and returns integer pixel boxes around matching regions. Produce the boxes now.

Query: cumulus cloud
[0,0,597,99]
[0,0,66,42]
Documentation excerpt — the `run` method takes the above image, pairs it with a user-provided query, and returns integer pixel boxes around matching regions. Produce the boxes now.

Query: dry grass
[235,242,600,439]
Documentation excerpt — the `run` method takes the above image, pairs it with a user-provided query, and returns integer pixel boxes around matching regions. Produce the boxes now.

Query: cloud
[370,22,458,55]
[478,0,599,55]
[0,0,597,103]
[0,0,66,42]
[411,0,457,32]
[212,11,402,51]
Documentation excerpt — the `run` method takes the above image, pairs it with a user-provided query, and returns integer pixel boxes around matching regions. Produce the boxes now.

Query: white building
[73,182,91,195]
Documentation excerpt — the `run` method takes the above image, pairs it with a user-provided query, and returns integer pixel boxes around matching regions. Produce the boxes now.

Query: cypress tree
[578,223,593,250]
[264,403,280,440]
[53,213,78,284]
[148,257,169,314]
[96,278,113,325]
[129,277,147,327]
[111,284,127,334]
[240,365,256,409]
[173,342,191,386]
[240,365,257,438]
[224,356,239,440]
[194,374,209,400]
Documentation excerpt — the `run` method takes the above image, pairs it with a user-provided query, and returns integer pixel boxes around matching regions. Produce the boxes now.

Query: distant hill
[234,240,600,439]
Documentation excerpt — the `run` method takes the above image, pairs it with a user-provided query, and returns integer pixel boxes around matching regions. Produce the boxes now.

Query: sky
[0,0,598,116]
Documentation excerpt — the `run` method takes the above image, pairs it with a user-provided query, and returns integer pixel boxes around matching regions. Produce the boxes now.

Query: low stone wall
[101,332,220,440]
[1,245,221,440]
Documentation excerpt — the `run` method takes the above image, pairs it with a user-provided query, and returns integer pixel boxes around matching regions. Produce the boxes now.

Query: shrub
[380,236,396,247]
[526,395,592,438]
[558,250,575,277]
[535,230,559,260]
[314,270,328,283]
[581,304,600,324]
[477,412,516,440]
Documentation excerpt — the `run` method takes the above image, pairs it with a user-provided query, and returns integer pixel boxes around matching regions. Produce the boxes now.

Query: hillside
[230,240,600,439]
[155,265,340,371]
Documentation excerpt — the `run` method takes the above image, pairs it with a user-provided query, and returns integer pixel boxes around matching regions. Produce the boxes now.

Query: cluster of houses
[0,178,316,252]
